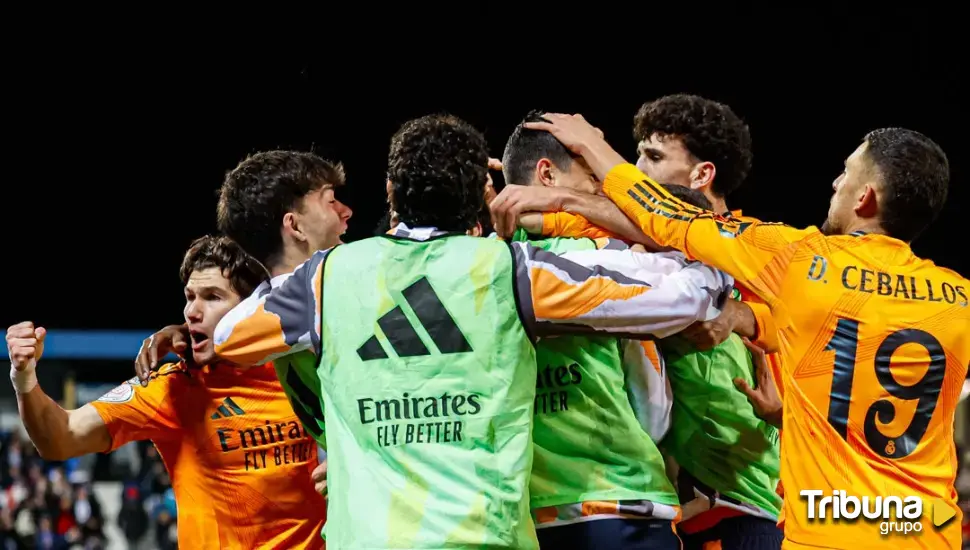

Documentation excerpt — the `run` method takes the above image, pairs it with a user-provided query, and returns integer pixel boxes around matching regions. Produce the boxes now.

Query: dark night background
[0,14,967,543]
[2,10,965,369]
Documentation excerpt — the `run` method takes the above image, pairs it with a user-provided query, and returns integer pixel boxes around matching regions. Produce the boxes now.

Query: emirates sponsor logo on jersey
[358,392,483,448]
[534,363,582,415]
[214,413,315,472]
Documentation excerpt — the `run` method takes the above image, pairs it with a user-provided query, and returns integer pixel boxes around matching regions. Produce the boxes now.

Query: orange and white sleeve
[601,163,815,306]
[88,367,182,451]
[510,242,733,339]
[621,340,671,443]
[214,249,330,366]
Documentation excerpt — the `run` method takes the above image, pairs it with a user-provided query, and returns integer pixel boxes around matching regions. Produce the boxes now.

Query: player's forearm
[600,163,807,307]
[518,213,543,235]
[762,409,783,429]
[601,164,701,253]
[731,301,759,341]
[559,193,660,247]
[17,387,106,460]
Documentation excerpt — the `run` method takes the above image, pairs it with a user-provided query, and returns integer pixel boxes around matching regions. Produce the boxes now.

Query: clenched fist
[6,321,47,394]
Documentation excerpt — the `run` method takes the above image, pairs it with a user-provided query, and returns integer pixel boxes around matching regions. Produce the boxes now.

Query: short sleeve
[88,363,184,451]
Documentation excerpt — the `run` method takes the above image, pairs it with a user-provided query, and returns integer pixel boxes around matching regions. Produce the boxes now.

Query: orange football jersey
[603,163,970,549]
[90,362,325,549]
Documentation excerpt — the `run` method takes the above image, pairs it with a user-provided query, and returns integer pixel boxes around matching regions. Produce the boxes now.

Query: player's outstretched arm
[214,250,330,366]
[7,322,111,460]
[511,242,733,339]
[490,185,659,247]
[520,114,815,306]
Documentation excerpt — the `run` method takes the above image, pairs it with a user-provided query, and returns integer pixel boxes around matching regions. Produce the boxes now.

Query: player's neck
[843,219,887,238]
[708,195,729,216]
[269,262,298,278]
[270,244,313,277]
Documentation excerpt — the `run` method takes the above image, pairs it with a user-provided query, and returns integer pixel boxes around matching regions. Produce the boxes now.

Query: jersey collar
[386,223,454,241]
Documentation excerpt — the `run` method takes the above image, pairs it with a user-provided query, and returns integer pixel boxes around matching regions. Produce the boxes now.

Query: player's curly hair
[502,110,575,186]
[388,114,488,232]
[180,235,269,298]
[863,127,949,242]
[633,94,752,198]
[217,150,345,266]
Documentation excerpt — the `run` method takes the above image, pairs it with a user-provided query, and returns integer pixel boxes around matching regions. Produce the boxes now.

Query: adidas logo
[357,276,473,361]
[210,397,246,420]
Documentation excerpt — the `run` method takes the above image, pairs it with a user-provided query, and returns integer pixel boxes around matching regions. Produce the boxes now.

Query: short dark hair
[179,235,268,298]
[217,150,345,265]
[634,94,752,198]
[502,110,574,186]
[388,114,488,231]
[863,128,949,242]
[661,183,713,211]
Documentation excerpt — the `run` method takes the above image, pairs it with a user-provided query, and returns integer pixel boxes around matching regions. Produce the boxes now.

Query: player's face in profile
[299,186,353,251]
[822,142,868,236]
[183,267,244,365]
[555,157,599,194]
[636,134,695,189]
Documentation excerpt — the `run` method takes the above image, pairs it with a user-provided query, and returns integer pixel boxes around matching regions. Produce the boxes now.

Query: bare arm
[7,322,110,460]
[18,390,110,460]
[518,213,544,235]
[558,192,662,248]
[492,185,661,248]
[678,297,759,351]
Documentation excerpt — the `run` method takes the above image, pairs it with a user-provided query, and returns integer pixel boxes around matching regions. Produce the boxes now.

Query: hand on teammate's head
[522,113,605,156]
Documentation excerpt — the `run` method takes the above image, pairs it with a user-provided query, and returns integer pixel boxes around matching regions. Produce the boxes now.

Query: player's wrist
[764,407,783,429]
[559,188,588,214]
[582,142,627,183]
[10,365,38,395]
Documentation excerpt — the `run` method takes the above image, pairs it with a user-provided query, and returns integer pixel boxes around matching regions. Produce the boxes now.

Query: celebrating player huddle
[8,95,968,549]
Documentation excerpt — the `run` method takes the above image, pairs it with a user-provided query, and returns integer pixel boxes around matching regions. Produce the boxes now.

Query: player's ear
[689,161,716,191]
[282,211,307,243]
[536,159,555,188]
[468,222,483,237]
[854,183,879,218]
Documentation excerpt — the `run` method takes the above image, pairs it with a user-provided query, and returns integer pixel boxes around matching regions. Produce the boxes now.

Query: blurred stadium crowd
[0,431,177,549]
